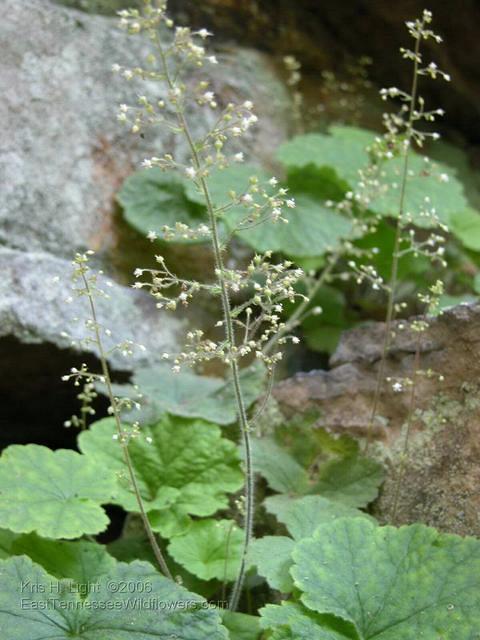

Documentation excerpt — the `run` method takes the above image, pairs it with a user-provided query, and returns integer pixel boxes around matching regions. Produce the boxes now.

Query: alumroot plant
[62,251,173,579]
[364,10,451,447]
[112,0,304,610]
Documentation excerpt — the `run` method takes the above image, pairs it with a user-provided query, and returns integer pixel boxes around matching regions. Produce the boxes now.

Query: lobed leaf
[0,445,115,539]
[117,168,206,242]
[78,416,243,537]
[168,519,243,582]
[0,555,228,639]
[264,495,374,541]
[292,518,480,639]
[311,455,384,508]
[249,536,295,593]
[251,437,309,494]
[111,363,265,426]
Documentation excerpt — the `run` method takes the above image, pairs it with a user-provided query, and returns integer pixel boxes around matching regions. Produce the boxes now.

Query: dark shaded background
[169,0,480,143]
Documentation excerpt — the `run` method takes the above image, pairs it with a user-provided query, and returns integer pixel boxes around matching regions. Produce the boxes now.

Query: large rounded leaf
[186,165,352,258]
[0,445,115,538]
[117,168,206,241]
[78,416,243,536]
[276,126,373,185]
[168,519,243,581]
[292,518,480,639]
[10,534,116,588]
[111,363,265,426]
[0,555,228,639]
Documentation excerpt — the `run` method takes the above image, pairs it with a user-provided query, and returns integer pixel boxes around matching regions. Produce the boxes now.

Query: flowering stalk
[365,10,449,450]
[114,1,304,610]
[65,253,172,580]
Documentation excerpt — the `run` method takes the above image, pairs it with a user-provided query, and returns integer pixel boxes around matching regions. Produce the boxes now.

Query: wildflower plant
[2,5,480,639]
[113,0,305,610]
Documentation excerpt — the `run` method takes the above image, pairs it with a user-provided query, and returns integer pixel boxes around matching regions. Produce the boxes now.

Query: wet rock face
[274,303,480,536]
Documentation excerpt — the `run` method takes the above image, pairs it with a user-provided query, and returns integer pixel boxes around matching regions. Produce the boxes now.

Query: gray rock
[0,248,180,370]
[0,0,291,365]
[0,0,291,259]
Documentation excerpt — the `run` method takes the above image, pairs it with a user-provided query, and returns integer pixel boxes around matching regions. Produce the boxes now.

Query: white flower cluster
[136,251,304,372]
[113,0,303,386]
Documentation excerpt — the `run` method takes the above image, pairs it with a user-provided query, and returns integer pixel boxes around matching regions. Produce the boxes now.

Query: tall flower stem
[156,41,254,612]
[365,32,422,452]
[81,271,172,580]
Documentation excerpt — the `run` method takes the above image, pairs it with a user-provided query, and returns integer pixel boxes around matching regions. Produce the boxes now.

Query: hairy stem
[82,272,172,580]
[156,41,254,612]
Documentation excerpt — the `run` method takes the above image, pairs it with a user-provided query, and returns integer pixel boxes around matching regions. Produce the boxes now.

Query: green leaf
[261,602,354,640]
[168,519,243,581]
[278,127,470,230]
[312,455,384,508]
[276,127,373,185]
[186,164,352,258]
[249,536,295,592]
[113,363,265,425]
[274,419,358,471]
[79,416,243,537]
[0,445,114,539]
[450,208,480,251]
[186,164,268,210]
[251,437,309,494]
[0,529,17,559]
[107,524,216,598]
[292,518,480,638]
[117,168,206,241]
[221,611,261,640]
[287,284,349,355]
[0,555,228,639]
[265,495,374,541]
[369,153,468,227]
[10,534,115,589]
[286,164,348,202]
[236,195,353,258]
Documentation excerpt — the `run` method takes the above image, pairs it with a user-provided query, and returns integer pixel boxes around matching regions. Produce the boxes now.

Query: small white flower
[207,55,218,64]
[243,100,254,110]
[234,152,244,162]
[292,336,300,344]
[286,198,295,208]
[392,382,403,393]
[439,173,449,183]
[185,166,197,179]
[147,230,158,241]
[142,159,153,169]
[269,177,278,186]
[241,193,253,204]
[197,28,213,39]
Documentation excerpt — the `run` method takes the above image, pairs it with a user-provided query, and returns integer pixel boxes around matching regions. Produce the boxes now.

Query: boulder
[0,0,291,362]
[274,303,480,536]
